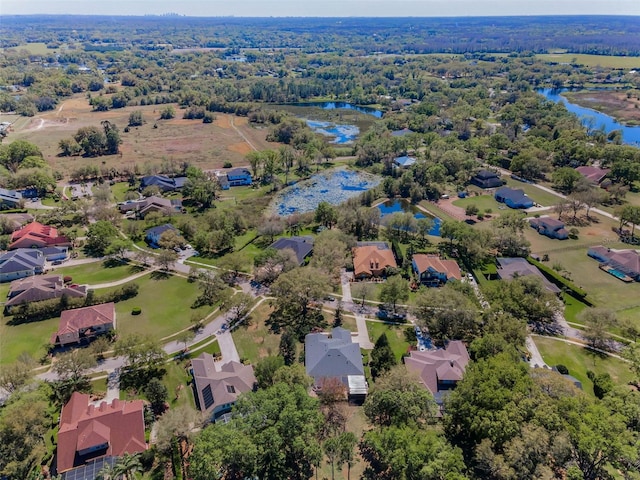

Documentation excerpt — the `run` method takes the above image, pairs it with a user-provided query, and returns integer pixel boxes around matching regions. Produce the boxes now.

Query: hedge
[526,257,590,302]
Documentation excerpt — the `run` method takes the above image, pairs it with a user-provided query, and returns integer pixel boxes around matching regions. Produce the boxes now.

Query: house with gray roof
[305,327,368,403]
[0,188,23,208]
[5,274,86,311]
[191,354,257,422]
[496,257,561,294]
[140,175,186,193]
[0,248,45,282]
[270,236,314,265]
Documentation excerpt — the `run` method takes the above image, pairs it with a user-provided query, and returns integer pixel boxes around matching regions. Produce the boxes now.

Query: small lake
[291,101,383,118]
[537,88,640,146]
[305,120,359,144]
[377,199,442,237]
[272,169,381,216]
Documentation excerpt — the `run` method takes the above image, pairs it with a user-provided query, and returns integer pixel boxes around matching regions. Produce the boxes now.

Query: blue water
[377,199,442,237]
[537,88,640,146]
[273,169,381,216]
[292,101,383,118]
[306,120,359,144]
[609,268,629,280]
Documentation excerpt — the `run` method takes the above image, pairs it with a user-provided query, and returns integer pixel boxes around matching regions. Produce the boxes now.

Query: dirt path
[230,116,258,152]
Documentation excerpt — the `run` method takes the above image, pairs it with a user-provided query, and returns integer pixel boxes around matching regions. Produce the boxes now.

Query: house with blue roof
[0,249,45,282]
[0,188,23,208]
[494,187,534,209]
[145,224,179,248]
[140,175,187,193]
[393,156,417,168]
[226,168,252,187]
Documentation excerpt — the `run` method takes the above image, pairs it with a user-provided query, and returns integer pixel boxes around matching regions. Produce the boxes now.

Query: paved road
[526,337,547,368]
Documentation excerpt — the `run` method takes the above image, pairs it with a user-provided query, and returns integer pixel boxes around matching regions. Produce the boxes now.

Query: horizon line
[3,13,639,18]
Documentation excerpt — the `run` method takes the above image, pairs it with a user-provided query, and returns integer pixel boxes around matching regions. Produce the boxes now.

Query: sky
[2,0,639,17]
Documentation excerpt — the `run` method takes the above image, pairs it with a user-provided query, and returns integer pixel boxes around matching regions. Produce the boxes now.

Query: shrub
[555,364,569,375]
[223,162,233,168]
[63,276,72,284]
[132,307,142,315]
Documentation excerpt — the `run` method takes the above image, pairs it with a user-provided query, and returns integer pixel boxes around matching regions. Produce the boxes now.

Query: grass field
[534,336,634,396]
[367,321,412,361]
[5,95,281,179]
[536,53,640,69]
[0,42,62,55]
[103,274,214,339]
[503,178,564,206]
[452,194,501,213]
[0,315,59,365]
[232,302,282,363]
[55,260,143,285]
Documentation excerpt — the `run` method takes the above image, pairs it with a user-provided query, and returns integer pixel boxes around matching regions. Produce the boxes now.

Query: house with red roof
[9,221,71,250]
[51,303,116,347]
[404,341,470,413]
[576,165,610,185]
[412,254,461,286]
[56,392,147,476]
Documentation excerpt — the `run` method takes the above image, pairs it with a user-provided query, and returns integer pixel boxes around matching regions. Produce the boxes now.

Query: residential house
[56,392,147,477]
[5,274,87,311]
[226,168,253,187]
[0,248,45,282]
[9,221,71,250]
[496,257,561,294]
[305,327,368,403]
[0,212,34,232]
[119,196,182,219]
[393,156,417,168]
[0,187,23,208]
[588,245,640,281]
[494,187,534,209]
[404,341,470,413]
[41,246,69,262]
[51,303,116,347]
[529,217,569,240]
[270,236,314,265]
[470,170,503,189]
[191,354,257,422]
[145,224,179,248]
[412,254,462,287]
[139,175,186,192]
[352,242,397,280]
[576,166,610,185]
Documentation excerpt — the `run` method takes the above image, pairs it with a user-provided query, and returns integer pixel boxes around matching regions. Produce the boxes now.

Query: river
[537,88,640,146]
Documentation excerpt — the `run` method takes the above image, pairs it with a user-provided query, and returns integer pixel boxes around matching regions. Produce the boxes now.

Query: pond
[377,199,442,237]
[537,88,640,146]
[305,120,359,144]
[291,101,383,118]
[271,169,381,216]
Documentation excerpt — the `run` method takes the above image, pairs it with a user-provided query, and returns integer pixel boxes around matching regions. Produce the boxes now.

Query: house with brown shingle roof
[51,303,116,347]
[56,392,147,475]
[352,242,397,279]
[8,221,71,250]
[191,354,257,422]
[5,274,86,312]
[412,254,461,286]
[404,341,470,413]
[576,165,610,184]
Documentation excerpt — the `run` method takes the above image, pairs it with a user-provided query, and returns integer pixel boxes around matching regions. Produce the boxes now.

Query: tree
[183,176,218,209]
[413,285,480,344]
[189,382,322,480]
[254,355,285,389]
[86,220,119,256]
[128,110,144,127]
[0,355,34,394]
[622,343,640,383]
[155,405,202,477]
[160,106,175,119]
[574,187,606,220]
[578,308,617,351]
[379,276,409,313]
[363,366,436,427]
[114,452,142,480]
[156,249,178,271]
[217,251,249,285]
[315,201,338,229]
[158,229,183,250]
[144,378,169,415]
[369,333,397,379]
[465,203,480,217]
[360,427,467,480]
[52,349,97,403]
[115,333,164,373]
[351,281,374,308]
[279,330,297,366]
[310,230,350,282]
[104,238,132,262]
[193,270,228,307]
[325,432,357,480]
[0,140,42,172]
[552,167,583,193]
[221,292,252,323]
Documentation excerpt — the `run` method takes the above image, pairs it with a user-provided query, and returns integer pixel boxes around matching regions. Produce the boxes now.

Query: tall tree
[379,276,409,313]
[369,333,397,379]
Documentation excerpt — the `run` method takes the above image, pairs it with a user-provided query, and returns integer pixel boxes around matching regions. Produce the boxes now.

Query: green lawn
[536,53,640,69]
[534,336,634,396]
[562,293,590,325]
[110,182,138,202]
[0,314,59,365]
[232,302,282,364]
[367,321,412,361]
[99,273,214,339]
[452,194,502,213]
[503,178,564,207]
[418,200,458,221]
[55,261,143,286]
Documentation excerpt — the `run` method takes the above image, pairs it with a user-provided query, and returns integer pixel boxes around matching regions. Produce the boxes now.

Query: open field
[537,53,640,69]
[367,321,412,361]
[55,260,142,285]
[0,42,64,55]
[103,274,213,339]
[0,314,59,365]
[563,90,640,125]
[453,194,502,213]
[2,95,280,178]
[534,336,634,396]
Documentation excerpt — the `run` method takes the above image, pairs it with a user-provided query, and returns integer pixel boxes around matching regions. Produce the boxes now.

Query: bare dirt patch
[564,90,640,125]
[228,142,253,155]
